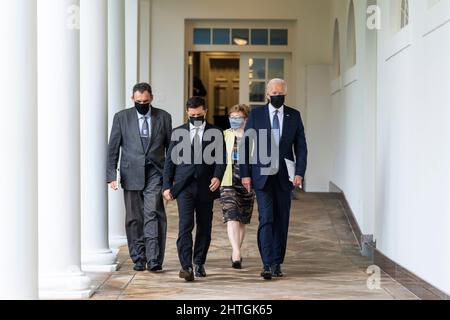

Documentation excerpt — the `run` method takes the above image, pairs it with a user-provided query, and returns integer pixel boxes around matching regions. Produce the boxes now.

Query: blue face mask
[229,117,245,129]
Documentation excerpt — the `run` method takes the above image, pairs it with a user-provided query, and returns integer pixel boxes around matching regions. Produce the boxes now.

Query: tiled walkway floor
[88,192,418,300]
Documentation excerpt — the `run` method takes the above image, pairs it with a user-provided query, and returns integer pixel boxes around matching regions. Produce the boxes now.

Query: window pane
[249,82,266,102]
[232,29,249,46]
[270,29,288,45]
[249,58,266,80]
[251,29,268,45]
[193,28,211,45]
[268,59,284,79]
[213,29,230,45]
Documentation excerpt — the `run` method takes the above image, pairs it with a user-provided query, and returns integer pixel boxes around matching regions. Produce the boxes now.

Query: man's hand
[209,178,221,192]
[242,178,252,193]
[163,189,173,201]
[109,181,119,190]
[293,176,303,188]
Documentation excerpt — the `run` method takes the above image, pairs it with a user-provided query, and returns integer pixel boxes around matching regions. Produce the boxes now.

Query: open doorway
[188,52,240,130]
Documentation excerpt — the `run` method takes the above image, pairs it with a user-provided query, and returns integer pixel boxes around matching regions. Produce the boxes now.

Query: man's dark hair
[186,96,207,110]
[133,83,153,95]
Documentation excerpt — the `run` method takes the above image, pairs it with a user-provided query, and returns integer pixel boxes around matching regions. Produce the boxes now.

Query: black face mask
[135,102,150,115]
[189,116,205,126]
[269,95,285,109]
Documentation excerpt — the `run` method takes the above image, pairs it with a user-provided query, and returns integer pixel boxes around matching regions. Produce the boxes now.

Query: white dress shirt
[268,103,284,137]
[189,121,206,143]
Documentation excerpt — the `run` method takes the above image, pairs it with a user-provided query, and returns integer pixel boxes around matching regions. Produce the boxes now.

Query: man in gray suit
[107,83,172,272]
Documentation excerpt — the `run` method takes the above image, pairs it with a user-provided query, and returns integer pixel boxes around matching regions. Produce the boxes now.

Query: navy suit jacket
[163,122,226,201]
[240,104,307,192]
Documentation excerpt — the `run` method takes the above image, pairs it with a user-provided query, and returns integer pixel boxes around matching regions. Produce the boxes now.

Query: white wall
[305,65,333,192]
[331,0,450,294]
[376,0,450,295]
[329,0,377,235]
[148,0,331,127]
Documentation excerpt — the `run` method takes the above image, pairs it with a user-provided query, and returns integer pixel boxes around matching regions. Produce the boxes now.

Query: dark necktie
[141,116,150,150]
[193,127,202,164]
[273,110,280,145]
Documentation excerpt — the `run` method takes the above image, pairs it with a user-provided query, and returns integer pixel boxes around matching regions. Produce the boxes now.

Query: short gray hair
[266,78,288,94]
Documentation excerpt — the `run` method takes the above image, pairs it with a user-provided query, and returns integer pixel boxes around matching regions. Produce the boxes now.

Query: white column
[126,0,139,96]
[38,0,92,299]
[80,0,118,273]
[108,0,128,251]
[138,0,151,82]
[0,0,38,300]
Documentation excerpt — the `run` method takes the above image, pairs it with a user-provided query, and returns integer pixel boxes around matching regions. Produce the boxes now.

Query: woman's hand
[242,178,252,193]
[163,189,173,201]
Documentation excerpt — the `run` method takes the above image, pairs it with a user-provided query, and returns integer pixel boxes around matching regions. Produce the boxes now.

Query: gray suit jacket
[107,106,172,191]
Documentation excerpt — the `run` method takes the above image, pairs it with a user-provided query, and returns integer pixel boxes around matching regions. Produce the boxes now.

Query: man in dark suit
[107,83,172,272]
[240,79,307,280]
[163,97,226,281]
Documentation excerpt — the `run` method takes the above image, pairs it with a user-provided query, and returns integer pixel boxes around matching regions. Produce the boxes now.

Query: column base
[81,249,118,273]
[109,235,128,250]
[39,268,93,300]
[82,263,118,273]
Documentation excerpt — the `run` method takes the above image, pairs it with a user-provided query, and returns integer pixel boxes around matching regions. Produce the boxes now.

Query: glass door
[239,53,291,109]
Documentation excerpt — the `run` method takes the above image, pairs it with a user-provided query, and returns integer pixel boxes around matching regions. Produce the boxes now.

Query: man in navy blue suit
[240,78,307,280]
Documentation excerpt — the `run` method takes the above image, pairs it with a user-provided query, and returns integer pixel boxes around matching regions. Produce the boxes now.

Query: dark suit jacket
[240,104,308,192]
[107,106,172,191]
[163,122,226,201]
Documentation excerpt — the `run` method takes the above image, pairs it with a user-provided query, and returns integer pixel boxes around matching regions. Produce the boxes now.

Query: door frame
[184,20,296,120]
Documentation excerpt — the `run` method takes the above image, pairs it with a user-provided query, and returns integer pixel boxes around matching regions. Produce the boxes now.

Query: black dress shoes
[133,260,146,272]
[179,267,195,282]
[148,261,163,272]
[272,264,284,277]
[231,257,242,269]
[194,264,207,277]
[260,265,272,280]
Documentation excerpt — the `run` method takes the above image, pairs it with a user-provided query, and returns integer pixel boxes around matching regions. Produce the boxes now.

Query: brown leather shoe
[179,267,195,281]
